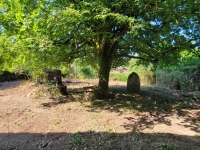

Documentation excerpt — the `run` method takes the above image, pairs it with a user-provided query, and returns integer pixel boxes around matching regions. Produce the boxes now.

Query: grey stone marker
[127,72,140,93]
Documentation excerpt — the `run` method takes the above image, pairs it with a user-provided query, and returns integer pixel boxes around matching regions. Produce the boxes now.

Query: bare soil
[0,80,200,150]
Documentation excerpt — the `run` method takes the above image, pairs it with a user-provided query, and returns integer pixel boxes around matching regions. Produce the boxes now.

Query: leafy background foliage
[0,0,199,91]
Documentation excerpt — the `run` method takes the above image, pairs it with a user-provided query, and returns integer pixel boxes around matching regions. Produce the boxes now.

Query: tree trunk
[97,35,118,91]
[98,51,112,91]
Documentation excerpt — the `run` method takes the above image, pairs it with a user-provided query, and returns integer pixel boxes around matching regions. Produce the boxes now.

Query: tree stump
[127,72,140,93]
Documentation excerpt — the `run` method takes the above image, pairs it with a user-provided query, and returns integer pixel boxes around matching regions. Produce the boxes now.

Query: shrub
[155,69,199,91]
[110,72,128,82]
[79,67,95,79]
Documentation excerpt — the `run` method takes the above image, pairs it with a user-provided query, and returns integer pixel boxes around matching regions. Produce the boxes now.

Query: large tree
[0,0,199,90]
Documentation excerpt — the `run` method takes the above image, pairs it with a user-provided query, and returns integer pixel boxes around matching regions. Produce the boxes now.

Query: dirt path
[0,80,200,150]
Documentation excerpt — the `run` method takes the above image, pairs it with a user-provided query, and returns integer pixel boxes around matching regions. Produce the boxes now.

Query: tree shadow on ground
[36,82,200,136]
[0,131,199,150]
[1,81,200,150]
[39,83,200,134]
[41,95,77,108]
[0,80,24,91]
[85,85,200,133]
[89,85,200,113]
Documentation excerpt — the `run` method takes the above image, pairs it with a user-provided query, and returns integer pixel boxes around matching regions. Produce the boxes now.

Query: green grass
[132,132,143,141]
[105,124,116,132]
[196,134,200,139]
[69,133,86,149]
[14,116,27,126]
[110,72,128,82]
[52,118,62,126]
[156,143,174,150]
[196,146,200,150]
[90,114,101,121]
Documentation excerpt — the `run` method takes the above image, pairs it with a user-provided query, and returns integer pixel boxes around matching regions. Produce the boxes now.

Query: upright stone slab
[45,69,62,84]
[44,69,67,95]
[127,72,140,93]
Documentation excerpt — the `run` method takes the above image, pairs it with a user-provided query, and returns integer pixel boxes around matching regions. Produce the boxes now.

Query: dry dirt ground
[0,80,200,150]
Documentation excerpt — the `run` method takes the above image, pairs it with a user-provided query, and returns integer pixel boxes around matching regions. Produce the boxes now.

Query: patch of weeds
[156,143,174,150]
[14,116,27,126]
[132,132,143,141]
[22,80,32,86]
[90,114,100,121]
[20,107,31,114]
[91,100,105,108]
[105,124,116,132]
[48,86,62,96]
[52,118,62,126]
[32,84,62,99]
[105,133,119,149]
[73,103,86,111]
[18,108,36,121]
[134,110,142,115]
[88,122,101,132]
[28,112,37,119]
[179,100,190,108]
[196,134,200,140]
[95,133,106,146]
[120,104,134,111]
[196,146,200,150]
[2,123,7,128]
[191,94,198,100]
[69,133,86,149]
[105,138,116,148]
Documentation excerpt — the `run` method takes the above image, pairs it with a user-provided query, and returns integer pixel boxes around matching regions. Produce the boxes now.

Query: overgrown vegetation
[156,55,200,91]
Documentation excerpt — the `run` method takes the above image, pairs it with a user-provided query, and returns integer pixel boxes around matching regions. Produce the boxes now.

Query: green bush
[110,69,156,85]
[142,70,156,85]
[127,59,156,85]
[110,72,128,82]
[155,69,199,91]
[79,67,95,79]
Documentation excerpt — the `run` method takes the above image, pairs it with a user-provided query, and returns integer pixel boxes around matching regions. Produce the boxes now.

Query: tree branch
[161,38,198,56]
[117,46,158,60]
[115,54,159,62]
[108,26,129,57]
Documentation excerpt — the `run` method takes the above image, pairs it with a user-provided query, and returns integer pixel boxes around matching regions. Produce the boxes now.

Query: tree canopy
[0,0,199,90]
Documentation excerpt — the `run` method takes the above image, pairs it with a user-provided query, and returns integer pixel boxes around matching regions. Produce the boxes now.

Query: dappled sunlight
[85,85,200,135]
[0,80,200,150]
[177,109,200,133]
